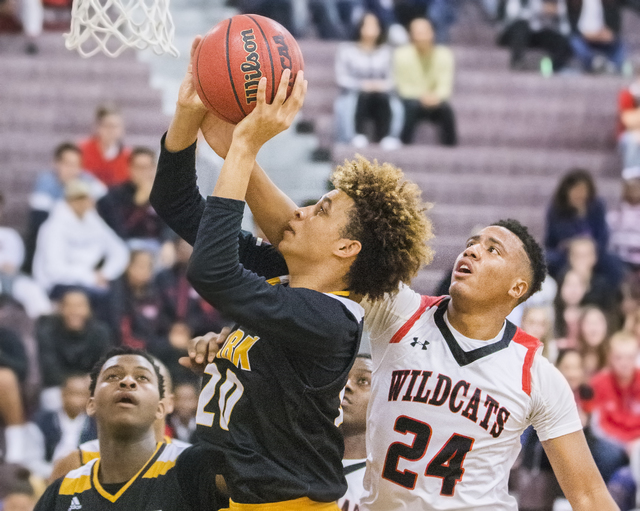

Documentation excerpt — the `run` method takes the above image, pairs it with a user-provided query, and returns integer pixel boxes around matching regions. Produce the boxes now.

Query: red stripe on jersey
[390,295,446,344]
[512,329,543,396]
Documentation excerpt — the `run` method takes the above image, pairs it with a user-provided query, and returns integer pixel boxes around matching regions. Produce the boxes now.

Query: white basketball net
[64,0,180,58]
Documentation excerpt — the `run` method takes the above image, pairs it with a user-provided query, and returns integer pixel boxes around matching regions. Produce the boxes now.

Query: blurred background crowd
[3,0,640,510]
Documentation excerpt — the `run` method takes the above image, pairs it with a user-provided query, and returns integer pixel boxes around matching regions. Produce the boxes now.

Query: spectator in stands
[32,373,94,476]
[19,0,43,55]
[555,349,628,485]
[155,238,226,340]
[2,490,36,511]
[97,147,173,253]
[32,179,129,306]
[79,105,131,187]
[338,354,372,511]
[498,0,573,72]
[555,269,587,345]
[564,236,618,311]
[591,331,640,444]
[236,0,296,35]
[577,306,610,379]
[620,273,640,333]
[167,381,198,443]
[0,193,51,319]
[609,168,640,270]
[394,17,457,146]
[306,0,362,39]
[24,142,106,274]
[107,250,164,354]
[520,305,557,361]
[334,12,402,150]
[618,75,640,168]
[545,168,621,284]
[36,289,111,400]
[566,0,625,73]
[0,326,32,467]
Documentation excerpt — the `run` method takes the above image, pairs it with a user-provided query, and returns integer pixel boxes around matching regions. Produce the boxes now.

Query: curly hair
[331,156,434,300]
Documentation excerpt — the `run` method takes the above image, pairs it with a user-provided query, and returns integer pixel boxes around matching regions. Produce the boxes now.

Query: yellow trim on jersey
[266,276,350,297]
[81,450,100,465]
[92,443,162,503]
[223,498,340,510]
[142,459,176,479]
[59,474,92,496]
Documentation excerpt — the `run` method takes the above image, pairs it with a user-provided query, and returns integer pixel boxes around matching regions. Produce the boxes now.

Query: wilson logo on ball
[240,28,262,104]
[272,35,294,87]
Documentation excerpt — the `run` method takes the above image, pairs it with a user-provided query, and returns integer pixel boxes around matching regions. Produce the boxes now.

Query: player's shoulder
[58,458,96,496]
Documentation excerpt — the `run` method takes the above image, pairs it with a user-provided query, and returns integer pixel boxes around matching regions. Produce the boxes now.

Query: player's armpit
[48,449,82,484]
[542,430,619,511]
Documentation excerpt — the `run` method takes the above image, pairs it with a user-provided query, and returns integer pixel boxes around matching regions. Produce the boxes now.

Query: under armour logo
[410,338,430,350]
[68,496,82,510]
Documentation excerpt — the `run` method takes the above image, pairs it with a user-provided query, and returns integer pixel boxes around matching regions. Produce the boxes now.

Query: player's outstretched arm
[201,109,297,247]
[212,69,306,201]
[542,430,619,511]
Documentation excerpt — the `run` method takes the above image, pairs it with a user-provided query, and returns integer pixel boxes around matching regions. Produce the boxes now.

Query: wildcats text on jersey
[387,369,510,438]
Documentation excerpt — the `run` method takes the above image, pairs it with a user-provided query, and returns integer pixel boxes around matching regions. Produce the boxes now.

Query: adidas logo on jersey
[68,496,82,510]
[410,337,430,350]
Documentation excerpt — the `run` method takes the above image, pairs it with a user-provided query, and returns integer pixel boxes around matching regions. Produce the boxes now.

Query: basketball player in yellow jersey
[35,347,225,511]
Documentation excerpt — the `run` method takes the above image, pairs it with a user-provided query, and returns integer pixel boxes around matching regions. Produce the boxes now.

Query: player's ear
[334,239,361,259]
[86,397,96,418]
[508,278,528,302]
[156,399,166,421]
[163,393,175,416]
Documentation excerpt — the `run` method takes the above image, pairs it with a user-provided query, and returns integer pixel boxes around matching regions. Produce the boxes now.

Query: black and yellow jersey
[35,442,223,511]
[152,138,364,505]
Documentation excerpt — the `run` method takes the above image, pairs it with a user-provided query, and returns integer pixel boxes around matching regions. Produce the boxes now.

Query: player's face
[88,355,164,434]
[279,190,360,266]
[342,357,372,434]
[449,226,530,306]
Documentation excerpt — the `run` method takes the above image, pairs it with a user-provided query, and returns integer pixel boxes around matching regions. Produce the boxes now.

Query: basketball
[193,14,304,124]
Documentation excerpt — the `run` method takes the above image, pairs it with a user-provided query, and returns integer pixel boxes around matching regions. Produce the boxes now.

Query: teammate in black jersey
[35,347,225,511]
[150,37,432,510]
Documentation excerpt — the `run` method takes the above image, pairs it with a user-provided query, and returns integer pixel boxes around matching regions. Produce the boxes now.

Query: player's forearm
[212,135,259,201]
[569,488,619,511]
[165,105,206,152]
[246,163,297,246]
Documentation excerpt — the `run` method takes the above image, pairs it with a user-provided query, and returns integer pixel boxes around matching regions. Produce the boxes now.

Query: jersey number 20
[383,416,474,496]
[196,364,244,430]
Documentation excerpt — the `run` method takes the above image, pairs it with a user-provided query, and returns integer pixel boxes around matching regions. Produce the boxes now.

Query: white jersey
[361,286,582,511]
[338,458,367,511]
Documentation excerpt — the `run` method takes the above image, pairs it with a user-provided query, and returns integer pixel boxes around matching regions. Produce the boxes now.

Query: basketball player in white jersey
[192,108,618,510]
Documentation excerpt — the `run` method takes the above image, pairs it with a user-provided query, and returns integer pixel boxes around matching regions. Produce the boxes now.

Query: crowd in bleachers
[4,0,640,510]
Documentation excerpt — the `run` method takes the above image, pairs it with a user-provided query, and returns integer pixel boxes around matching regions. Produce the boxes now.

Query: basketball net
[64,0,180,58]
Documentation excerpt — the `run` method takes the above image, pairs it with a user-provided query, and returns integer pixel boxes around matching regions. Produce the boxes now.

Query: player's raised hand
[179,327,232,373]
[233,69,307,152]
[176,36,207,114]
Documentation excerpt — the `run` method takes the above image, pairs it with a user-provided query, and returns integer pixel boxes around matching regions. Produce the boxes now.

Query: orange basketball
[193,14,304,124]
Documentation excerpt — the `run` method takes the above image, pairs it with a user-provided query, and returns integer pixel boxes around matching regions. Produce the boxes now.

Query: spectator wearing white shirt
[32,180,129,311]
[24,143,106,275]
[0,193,51,319]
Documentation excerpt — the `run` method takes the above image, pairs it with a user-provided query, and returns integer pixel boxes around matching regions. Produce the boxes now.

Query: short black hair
[89,346,165,399]
[54,142,81,161]
[491,219,546,302]
[129,146,156,165]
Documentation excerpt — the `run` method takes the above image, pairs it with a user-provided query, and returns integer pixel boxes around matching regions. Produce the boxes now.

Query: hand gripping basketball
[233,69,307,152]
[176,36,208,114]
